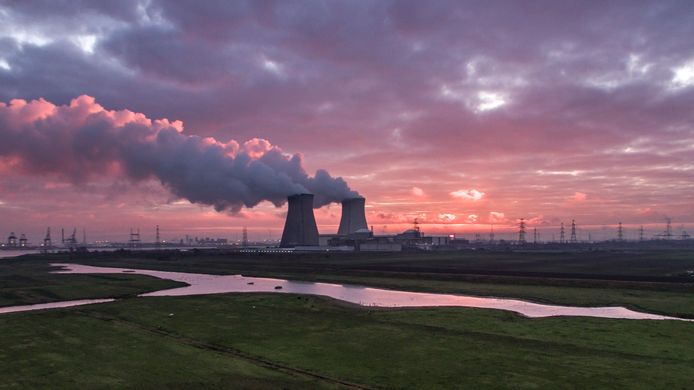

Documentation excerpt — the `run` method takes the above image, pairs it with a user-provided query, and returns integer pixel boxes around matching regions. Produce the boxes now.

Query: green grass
[62,249,694,279]
[0,259,184,307]
[0,305,334,389]
[1,251,694,388]
[2,294,693,388]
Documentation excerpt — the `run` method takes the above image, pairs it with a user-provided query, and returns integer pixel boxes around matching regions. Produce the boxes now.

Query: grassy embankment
[1,293,694,388]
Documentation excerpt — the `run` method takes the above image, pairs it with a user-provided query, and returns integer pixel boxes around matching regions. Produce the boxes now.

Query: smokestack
[280,194,319,247]
[338,197,369,235]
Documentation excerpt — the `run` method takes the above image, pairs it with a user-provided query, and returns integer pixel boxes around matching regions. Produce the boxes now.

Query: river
[0,263,690,321]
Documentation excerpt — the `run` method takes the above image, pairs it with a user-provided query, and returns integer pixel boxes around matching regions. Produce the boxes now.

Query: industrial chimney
[338,197,369,235]
[280,194,319,247]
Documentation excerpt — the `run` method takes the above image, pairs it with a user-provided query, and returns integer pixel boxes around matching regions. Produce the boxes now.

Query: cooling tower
[280,193,319,247]
[338,197,369,235]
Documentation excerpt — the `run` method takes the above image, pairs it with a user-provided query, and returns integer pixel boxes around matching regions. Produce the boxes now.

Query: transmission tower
[664,218,673,240]
[65,228,78,251]
[570,220,577,243]
[617,222,624,241]
[242,226,248,247]
[518,218,526,244]
[559,222,565,243]
[129,228,141,248]
[42,227,52,253]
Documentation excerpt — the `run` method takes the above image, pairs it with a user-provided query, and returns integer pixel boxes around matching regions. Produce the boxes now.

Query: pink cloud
[0,95,357,213]
[525,215,551,226]
[489,211,508,223]
[489,211,507,224]
[637,207,663,217]
[450,189,485,201]
[411,186,426,197]
[438,213,456,222]
[572,192,587,202]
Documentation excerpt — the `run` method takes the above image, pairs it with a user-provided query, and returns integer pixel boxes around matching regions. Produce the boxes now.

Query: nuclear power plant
[338,197,369,235]
[278,194,409,251]
[280,194,375,248]
[280,194,319,247]
[278,194,373,248]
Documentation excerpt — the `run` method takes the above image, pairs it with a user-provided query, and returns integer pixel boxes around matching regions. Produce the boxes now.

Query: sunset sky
[1,1,693,242]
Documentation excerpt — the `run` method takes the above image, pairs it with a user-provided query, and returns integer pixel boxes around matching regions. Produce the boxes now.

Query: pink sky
[1,1,693,242]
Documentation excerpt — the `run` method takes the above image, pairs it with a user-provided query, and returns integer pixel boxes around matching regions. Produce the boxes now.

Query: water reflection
[0,299,114,314]
[43,263,691,321]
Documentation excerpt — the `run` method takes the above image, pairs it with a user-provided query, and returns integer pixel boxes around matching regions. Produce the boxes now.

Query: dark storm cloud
[102,26,232,85]
[1,0,694,224]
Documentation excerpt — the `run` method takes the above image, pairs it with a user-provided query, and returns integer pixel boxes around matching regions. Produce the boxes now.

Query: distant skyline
[1,1,694,241]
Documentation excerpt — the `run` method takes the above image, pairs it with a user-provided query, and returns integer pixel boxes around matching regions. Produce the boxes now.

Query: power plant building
[278,194,408,252]
[338,197,369,235]
[280,194,319,247]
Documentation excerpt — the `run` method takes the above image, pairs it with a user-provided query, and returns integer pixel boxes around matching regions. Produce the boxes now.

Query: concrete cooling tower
[338,197,369,235]
[280,193,319,247]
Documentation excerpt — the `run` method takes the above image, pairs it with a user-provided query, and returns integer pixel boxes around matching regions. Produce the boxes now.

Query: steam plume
[0,95,358,211]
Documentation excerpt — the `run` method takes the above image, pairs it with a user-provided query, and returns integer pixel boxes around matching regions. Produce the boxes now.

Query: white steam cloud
[0,96,358,211]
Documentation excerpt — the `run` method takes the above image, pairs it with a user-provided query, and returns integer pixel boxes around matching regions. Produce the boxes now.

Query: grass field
[2,294,694,389]
[51,249,694,280]
[1,250,694,388]
[0,258,184,307]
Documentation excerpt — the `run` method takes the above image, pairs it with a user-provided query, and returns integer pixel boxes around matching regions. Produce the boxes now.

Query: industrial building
[337,197,369,235]
[280,193,319,247]
[7,232,18,247]
[278,194,453,252]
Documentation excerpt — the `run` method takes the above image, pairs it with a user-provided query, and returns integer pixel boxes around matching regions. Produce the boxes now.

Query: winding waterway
[0,263,691,321]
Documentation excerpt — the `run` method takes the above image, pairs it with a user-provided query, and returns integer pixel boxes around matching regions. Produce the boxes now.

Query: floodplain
[1,250,694,388]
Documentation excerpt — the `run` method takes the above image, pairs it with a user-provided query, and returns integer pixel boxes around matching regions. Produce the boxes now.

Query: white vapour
[0,95,358,211]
